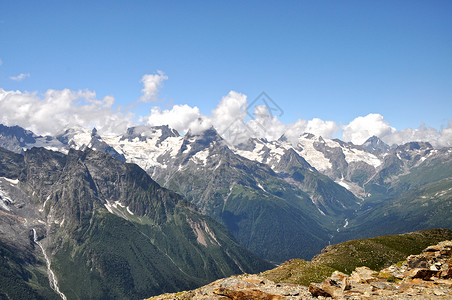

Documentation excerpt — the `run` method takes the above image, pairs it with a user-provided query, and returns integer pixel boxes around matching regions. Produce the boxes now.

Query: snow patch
[40,195,51,212]
[335,179,351,190]
[126,206,134,215]
[295,137,332,171]
[343,218,349,228]
[103,134,184,171]
[191,149,209,166]
[1,177,19,185]
[257,183,267,193]
[342,147,381,168]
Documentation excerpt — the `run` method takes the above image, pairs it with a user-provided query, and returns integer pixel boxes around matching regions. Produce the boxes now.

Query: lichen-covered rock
[308,240,452,299]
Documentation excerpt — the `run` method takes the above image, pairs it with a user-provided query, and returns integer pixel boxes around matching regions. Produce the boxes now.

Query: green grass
[261,228,452,286]
[262,259,336,286]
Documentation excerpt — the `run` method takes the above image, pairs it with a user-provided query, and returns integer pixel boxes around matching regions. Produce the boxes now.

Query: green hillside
[262,228,452,286]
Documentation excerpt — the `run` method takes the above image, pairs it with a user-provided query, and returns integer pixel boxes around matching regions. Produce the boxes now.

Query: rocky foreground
[149,240,452,299]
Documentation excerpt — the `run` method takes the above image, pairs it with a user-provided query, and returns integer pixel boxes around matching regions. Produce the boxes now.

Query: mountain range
[1,123,451,259]
[0,122,451,297]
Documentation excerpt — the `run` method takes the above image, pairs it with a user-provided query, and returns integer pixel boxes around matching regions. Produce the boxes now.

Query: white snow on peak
[31,137,67,153]
[233,139,288,169]
[191,149,210,166]
[342,147,381,168]
[234,143,265,163]
[295,134,382,170]
[295,136,332,171]
[103,134,184,171]
[68,128,93,150]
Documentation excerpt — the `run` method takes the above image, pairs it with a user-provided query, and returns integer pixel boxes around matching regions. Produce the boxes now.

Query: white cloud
[382,123,452,148]
[139,71,168,102]
[9,73,30,81]
[305,118,339,139]
[1,71,449,149]
[146,104,202,134]
[341,114,452,148]
[211,91,247,130]
[188,117,213,135]
[144,90,341,145]
[0,88,133,136]
[342,113,395,145]
[247,105,286,141]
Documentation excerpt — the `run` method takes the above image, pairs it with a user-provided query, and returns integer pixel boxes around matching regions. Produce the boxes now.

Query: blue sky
[0,1,451,145]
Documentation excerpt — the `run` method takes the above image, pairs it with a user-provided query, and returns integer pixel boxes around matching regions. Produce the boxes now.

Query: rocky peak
[120,125,180,143]
[361,136,390,153]
[300,132,316,140]
[234,137,261,152]
[397,141,433,152]
[0,124,39,153]
[87,129,126,162]
[274,148,312,172]
[180,127,227,155]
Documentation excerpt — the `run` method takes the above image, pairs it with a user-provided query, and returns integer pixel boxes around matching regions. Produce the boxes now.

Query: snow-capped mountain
[234,132,384,198]
[1,123,451,261]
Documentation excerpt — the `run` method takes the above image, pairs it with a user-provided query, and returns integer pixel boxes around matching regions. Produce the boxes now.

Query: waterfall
[32,229,67,300]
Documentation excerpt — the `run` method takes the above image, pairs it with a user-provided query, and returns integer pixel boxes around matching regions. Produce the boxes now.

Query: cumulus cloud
[10,73,30,81]
[139,71,168,102]
[305,118,339,139]
[247,105,286,141]
[209,91,249,142]
[342,113,395,145]
[0,88,133,136]
[146,104,202,134]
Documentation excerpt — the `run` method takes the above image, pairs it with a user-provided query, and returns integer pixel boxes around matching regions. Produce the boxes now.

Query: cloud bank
[0,88,133,136]
[0,71,450,148]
